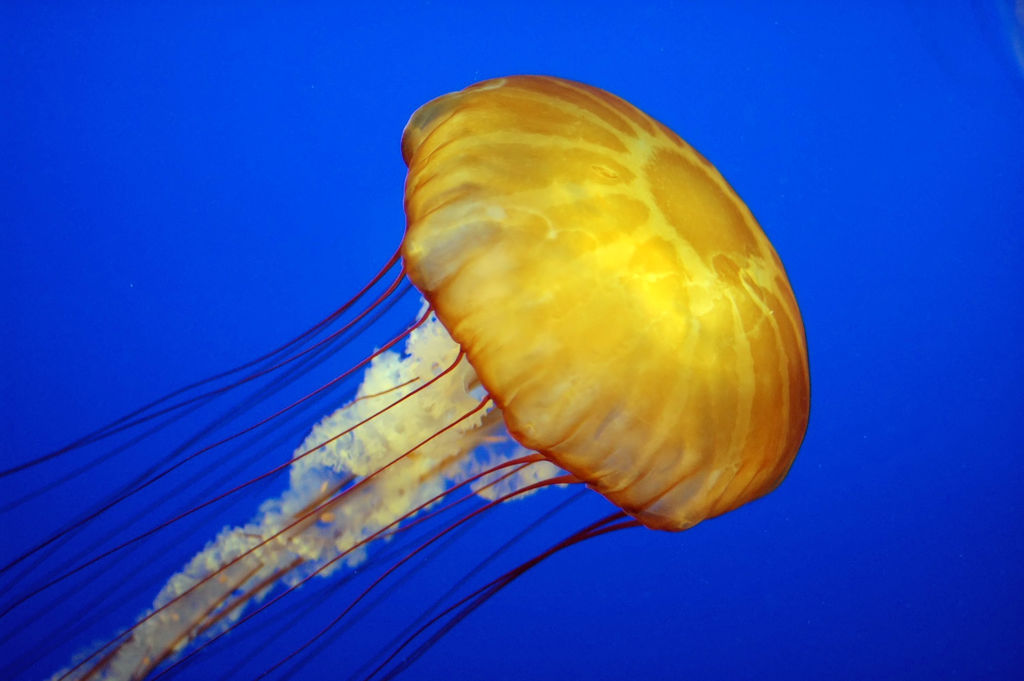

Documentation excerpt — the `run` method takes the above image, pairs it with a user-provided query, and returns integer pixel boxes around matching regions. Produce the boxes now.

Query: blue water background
[2,3,1022,680]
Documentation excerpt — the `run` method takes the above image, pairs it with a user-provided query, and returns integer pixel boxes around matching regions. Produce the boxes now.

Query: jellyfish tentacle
[254,474,577,681]
[0,248,405,480]
[1,270,415,618]
[139,560,269,679]
[57,355,476,681]
[348,486,588,681]
[58,306,538,681]
[365,513,639,681]
[150,454,545,681]
[58,367,450,677]
[3,310,433,619]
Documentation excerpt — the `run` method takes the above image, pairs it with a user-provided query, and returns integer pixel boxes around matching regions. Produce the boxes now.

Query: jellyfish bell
[403,75,810,530]
[3,75,808,680]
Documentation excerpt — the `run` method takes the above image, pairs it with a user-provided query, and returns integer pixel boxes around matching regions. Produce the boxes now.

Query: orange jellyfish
[6,75,809,681]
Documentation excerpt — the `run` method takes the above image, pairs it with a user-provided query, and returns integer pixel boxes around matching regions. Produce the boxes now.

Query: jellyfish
[2,75,809,681]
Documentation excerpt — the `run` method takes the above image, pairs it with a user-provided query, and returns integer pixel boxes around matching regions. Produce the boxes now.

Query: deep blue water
[3,3,1022,680]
